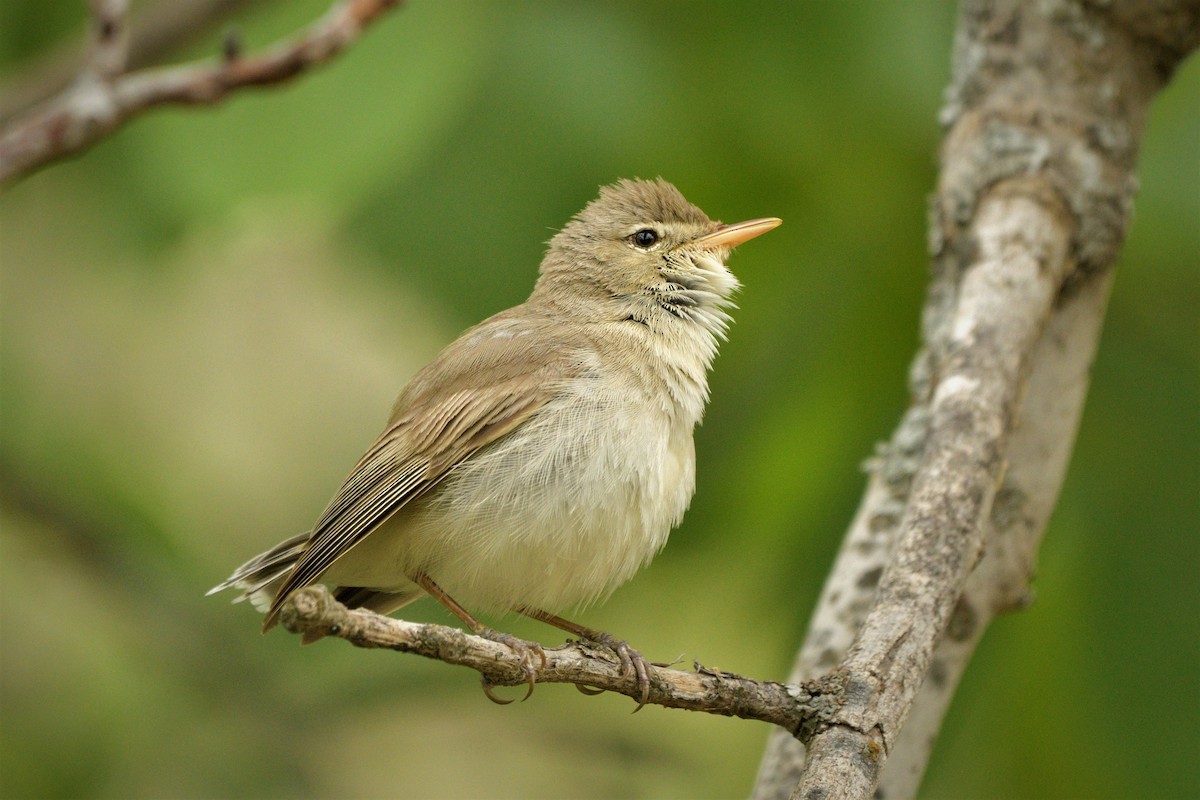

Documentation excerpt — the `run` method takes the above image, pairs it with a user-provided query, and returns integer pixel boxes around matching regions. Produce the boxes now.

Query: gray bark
[753,2,1200,798]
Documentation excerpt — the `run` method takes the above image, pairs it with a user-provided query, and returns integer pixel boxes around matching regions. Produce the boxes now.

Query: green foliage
[1,2,1196,797]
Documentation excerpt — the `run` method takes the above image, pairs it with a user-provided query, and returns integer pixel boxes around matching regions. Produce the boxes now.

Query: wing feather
[261,311,577,628]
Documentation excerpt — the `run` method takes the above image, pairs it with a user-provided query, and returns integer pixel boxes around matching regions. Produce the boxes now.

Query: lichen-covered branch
[280,585,845,735]
[797,184,1071,800]
[0,0,402,185]
[753,2,1199,799]
[876,263,1115,798]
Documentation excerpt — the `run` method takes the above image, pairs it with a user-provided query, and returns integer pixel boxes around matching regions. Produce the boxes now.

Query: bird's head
[534,178,780,336]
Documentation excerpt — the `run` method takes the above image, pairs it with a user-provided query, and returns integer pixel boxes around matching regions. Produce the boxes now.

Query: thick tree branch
[279,585,846,736]
[797,184,1072,800]
[0,0,402,186]
[754,2,1199,799]
[877,264,1115,797]
[796,185,1070,800]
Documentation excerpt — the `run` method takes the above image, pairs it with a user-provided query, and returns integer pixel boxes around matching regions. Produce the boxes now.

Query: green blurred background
[1,2,1196,798]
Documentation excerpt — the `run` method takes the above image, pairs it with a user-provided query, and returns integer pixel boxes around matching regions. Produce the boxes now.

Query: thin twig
[0,0,262,123]
[279,585,845,736]
[0,0,403,185]
[86,0,131,80]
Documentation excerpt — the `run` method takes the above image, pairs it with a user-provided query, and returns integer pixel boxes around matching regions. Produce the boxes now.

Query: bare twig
[279,585,846,735]
[86,0,131,80]
[753,1,1200,799]
[0,0,403,185]
[0,0,262,123]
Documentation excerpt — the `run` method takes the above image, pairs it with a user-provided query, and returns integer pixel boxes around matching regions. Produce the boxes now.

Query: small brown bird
[210,179,780,705]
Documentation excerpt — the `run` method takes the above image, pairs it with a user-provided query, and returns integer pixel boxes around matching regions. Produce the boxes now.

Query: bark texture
[752,2,1199,798]
[279,585,846,732]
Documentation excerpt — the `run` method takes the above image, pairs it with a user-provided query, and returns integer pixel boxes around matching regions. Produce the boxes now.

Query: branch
[86,0,131,80]
[753,2,1200,799]
[280,585,845,736]
[801,182,1071,799]
[0,0,403,185]
[0,0,262,123]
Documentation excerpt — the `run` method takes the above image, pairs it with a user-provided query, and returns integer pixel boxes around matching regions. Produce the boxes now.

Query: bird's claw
[481,675,514,705]
[478,627,545,704]
[583,633,653,712]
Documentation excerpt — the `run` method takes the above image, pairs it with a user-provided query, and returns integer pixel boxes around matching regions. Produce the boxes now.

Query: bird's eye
[631,229,660,249]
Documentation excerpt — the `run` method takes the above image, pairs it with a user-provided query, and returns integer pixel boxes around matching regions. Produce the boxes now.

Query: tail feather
[333,586,423,615]
[208,532,309,613]
[210,533,427,621]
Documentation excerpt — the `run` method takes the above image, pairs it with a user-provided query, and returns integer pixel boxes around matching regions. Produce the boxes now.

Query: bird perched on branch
[210,178,780,706]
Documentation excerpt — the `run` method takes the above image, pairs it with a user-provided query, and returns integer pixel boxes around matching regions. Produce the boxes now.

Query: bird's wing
[262,310,579,629]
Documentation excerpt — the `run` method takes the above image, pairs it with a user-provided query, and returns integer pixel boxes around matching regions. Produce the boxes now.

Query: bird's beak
[696,217,782,249]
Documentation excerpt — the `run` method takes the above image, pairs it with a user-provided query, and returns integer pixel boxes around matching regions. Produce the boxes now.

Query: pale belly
[323,391,697,613]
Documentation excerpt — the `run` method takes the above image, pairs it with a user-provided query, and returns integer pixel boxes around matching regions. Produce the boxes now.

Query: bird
[209,178,780,706]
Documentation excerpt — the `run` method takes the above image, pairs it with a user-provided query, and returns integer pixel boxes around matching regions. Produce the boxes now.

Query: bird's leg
[413,573,545,704]
[520,608,653,711]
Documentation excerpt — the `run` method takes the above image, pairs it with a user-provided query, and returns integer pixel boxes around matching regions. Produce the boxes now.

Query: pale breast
[326,320,713,614]
[422,379,694,611]
[327,375,696,613]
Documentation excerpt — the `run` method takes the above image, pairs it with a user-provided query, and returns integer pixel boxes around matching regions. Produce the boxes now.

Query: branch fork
[0,0,403,185]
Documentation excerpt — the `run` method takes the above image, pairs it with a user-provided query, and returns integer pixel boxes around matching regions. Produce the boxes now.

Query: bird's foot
[478,627,546,704]
[579,632,653,712]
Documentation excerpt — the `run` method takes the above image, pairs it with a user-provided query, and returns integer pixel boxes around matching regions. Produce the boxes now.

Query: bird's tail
[206,532,309,613]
